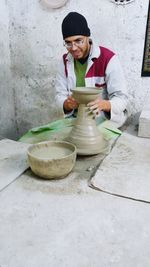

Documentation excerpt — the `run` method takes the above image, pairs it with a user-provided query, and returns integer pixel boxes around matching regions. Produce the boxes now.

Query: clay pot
[67,87,108,155]
[27,141,77,179]
[40,0,68,9]
[71,87,101,104]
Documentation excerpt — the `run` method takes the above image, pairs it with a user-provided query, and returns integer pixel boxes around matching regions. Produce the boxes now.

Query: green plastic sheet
[19,118,122,144]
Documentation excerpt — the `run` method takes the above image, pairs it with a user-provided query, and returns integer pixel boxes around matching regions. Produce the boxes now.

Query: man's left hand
[87,97,111,116]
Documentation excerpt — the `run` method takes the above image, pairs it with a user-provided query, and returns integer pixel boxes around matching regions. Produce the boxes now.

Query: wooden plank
[141,0,150,76]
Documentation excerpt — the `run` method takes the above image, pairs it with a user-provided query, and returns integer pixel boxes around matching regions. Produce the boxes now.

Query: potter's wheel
[66,87,108,155]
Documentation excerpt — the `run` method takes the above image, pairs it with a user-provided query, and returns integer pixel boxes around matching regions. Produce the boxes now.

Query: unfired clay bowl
[27,141,77,179]
[71,87,102,104]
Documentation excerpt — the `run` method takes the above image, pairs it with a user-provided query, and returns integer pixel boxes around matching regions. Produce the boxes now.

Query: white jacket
[55,41,129,128]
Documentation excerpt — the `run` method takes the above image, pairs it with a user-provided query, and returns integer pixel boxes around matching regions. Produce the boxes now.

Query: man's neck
[77,42,91,64]
[77,54,89,64]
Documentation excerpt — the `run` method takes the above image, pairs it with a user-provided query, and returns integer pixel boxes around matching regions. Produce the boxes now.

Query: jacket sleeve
[105,55,129,126]
[55,57,68,113]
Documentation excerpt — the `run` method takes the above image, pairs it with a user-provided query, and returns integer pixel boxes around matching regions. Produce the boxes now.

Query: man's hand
[63,95,78,111]
[87,97,111,116]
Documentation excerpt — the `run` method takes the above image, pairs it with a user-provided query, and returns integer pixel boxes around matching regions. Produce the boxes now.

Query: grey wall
[0,0,16,139]
[0,0,149,139]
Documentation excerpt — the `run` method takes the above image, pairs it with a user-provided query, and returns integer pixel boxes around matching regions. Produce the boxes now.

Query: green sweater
[74,60,87,87]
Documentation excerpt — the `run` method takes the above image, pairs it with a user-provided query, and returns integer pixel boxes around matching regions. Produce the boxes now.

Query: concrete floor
[0,122,150,267]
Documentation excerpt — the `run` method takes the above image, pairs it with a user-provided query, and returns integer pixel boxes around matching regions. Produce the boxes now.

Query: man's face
[64,35,90,59]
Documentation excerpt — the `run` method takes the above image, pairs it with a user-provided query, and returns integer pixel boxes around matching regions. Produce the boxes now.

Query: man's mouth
[72,52,81,58]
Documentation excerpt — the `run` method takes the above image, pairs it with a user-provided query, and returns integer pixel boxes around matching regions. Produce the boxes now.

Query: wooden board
[141,0,150,76]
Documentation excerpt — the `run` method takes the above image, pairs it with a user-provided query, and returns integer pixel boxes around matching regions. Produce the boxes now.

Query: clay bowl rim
[27,140,77,162]
[71,87,103,95]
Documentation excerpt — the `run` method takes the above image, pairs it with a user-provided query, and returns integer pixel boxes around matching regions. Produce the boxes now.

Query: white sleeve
[55,57,68,112]
[105,55,129,124]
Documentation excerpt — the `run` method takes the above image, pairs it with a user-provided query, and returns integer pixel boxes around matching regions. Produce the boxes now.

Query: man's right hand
[63,95,78,111]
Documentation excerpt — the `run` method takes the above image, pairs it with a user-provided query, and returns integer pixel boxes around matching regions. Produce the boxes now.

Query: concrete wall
[0,0,16,139]
[0,0,149,139]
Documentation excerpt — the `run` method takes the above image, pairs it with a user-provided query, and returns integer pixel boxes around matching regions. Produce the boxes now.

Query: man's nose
[71,43,78,50]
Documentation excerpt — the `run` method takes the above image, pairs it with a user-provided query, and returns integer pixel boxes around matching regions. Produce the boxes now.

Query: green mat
[19,118,122,144]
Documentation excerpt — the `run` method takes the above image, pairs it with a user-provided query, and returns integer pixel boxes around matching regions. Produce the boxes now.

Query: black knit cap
[62,12,90,39]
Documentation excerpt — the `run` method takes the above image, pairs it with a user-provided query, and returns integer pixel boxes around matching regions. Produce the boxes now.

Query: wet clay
[66,87,108,155]
[31,146,72,159]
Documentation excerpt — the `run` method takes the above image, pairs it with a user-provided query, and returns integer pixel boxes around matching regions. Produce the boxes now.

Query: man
[55,12,129,128]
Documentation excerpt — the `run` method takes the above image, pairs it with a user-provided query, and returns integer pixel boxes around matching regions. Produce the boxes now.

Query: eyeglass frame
[63,37,86,49]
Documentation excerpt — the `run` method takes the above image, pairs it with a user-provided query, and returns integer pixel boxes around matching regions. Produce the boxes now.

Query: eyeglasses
[63,38,85,49]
